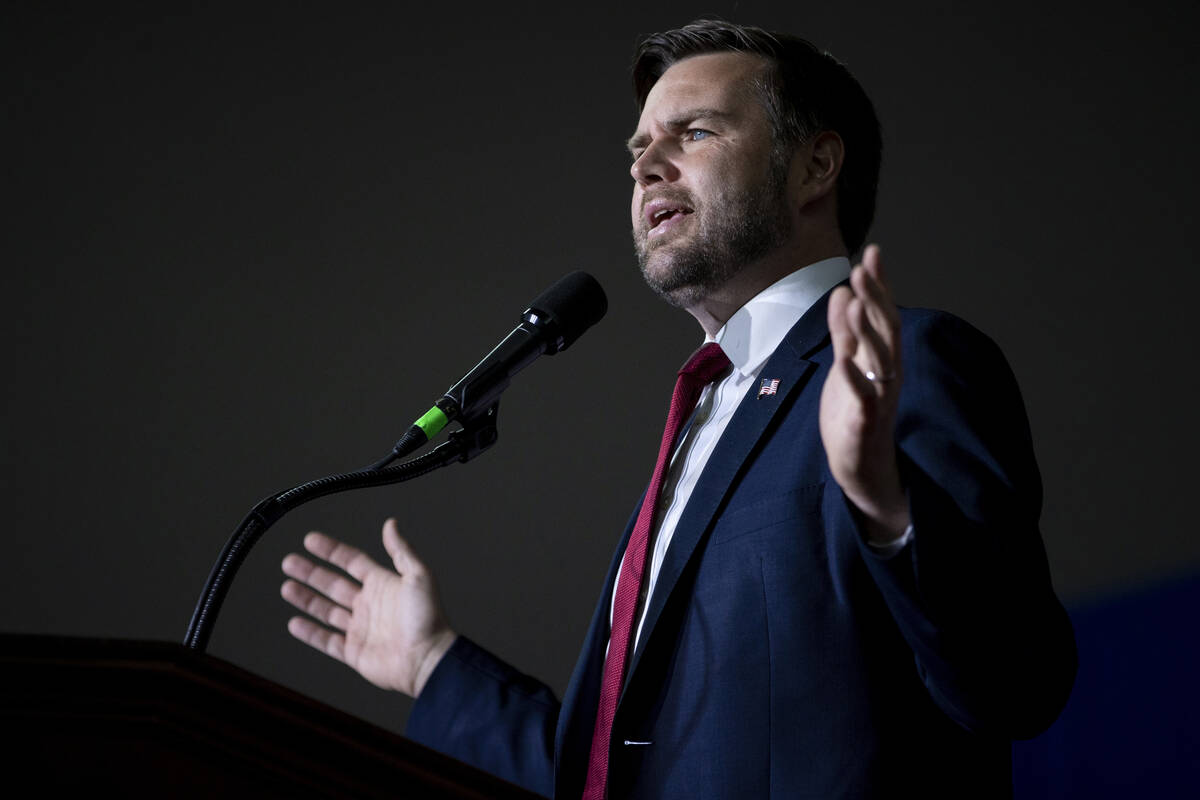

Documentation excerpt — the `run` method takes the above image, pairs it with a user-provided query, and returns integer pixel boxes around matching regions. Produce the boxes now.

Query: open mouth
[645,201,696,236]
[650,206,692,229]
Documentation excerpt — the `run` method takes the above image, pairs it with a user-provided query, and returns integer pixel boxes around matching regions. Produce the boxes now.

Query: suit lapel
[619,291,836,701]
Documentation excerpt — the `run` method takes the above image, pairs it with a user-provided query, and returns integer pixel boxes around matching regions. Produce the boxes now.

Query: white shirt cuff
[865,523,914,558]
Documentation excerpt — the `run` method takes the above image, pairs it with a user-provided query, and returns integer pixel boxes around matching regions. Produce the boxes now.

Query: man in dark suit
[280,19,1076,798]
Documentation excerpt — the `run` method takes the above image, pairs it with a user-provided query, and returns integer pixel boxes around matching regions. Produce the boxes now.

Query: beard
[635,155,792,308]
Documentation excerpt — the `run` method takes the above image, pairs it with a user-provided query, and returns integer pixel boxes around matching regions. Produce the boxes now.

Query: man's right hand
[281,518,456,698]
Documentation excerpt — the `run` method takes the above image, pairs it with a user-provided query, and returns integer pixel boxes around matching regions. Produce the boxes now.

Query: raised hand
[280,518,457,697]
[819,244,911,542]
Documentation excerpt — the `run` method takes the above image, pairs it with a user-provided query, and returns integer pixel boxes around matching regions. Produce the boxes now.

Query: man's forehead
[637,51,767,125]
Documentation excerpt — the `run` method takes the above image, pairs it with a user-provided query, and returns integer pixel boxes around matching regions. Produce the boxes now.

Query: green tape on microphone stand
[415,406,450,440]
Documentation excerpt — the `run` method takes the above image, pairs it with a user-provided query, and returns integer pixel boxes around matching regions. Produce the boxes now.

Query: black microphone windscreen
[526,271,607,352]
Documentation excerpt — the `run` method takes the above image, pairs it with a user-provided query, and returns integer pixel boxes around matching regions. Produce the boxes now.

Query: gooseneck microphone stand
[183,269,607,653]
[183,402,500,653]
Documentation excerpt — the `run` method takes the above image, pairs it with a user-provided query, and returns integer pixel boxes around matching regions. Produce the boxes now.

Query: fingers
[827,286,878,407]
[851,245,900,357]
[861,243,884,280]
[832,244,901,389]
[834,344,878,403]
[286,614,347,663]
[303,531,378,583]
[280,577,353,631]
[281,551,361,608]
[827,285,857,361]
[847,296,894,386]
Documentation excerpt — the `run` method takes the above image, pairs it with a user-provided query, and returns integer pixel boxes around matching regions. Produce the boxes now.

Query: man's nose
[630,141,679,186]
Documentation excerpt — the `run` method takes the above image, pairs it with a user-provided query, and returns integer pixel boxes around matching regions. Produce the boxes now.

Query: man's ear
[789,130,844,206]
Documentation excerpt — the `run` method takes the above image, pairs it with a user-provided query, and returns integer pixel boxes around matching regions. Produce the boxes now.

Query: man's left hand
[819,244,911,542]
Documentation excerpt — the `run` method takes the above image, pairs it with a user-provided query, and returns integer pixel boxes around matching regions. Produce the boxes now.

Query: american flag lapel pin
[757,378,780,398]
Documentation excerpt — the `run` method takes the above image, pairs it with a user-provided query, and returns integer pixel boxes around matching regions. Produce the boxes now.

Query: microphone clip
[448,401,500,463]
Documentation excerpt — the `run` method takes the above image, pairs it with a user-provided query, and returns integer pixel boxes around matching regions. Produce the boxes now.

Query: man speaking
[280,19,1077,798]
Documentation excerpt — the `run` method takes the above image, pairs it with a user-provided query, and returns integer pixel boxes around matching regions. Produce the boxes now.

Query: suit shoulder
[896,307,1010,366]
[897,306,993,338]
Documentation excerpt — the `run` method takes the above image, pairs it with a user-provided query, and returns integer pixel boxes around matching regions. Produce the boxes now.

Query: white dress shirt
[611,256,913,653]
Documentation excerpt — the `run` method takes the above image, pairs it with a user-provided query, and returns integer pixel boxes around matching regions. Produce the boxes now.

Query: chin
[638,247,677,285]
[638,255,703,308]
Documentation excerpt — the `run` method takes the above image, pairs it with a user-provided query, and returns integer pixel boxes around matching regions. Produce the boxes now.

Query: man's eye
[686,129,711,141]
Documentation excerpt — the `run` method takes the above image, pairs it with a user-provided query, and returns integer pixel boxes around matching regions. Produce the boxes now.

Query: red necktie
[581,342,731,800]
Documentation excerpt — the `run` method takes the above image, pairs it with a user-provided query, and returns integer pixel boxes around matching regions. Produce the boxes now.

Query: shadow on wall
[1013,572,1200,798]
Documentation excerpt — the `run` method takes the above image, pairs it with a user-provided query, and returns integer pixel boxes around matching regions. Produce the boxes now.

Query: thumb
[382,517,423,574]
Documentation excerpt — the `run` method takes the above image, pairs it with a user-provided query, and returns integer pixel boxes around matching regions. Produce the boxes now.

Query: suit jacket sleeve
[844,309,1077,738]
[405,635,559,797]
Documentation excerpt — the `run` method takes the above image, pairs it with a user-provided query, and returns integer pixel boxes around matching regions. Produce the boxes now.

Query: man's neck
[686,244,847,337]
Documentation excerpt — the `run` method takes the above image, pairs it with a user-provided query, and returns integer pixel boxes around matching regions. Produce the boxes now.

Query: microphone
[188,272,606,650]
[442,270,608,421]
[376,271,607,467]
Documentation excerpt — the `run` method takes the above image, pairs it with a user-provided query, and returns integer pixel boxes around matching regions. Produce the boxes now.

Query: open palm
[280,518,456,697]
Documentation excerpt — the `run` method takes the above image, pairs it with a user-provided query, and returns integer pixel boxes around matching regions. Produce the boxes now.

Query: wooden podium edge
[0,633,543,799]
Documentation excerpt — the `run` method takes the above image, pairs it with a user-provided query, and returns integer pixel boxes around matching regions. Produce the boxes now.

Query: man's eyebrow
[626,132,651,155]
[625,108,737,154]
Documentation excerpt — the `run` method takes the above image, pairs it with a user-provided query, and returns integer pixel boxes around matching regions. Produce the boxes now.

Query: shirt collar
[709,256,851,377]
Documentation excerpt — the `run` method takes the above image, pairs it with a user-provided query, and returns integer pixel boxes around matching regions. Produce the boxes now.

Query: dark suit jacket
[406,296,1078,798]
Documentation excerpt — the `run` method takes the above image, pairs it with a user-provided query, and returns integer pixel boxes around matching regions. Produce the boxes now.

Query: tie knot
[679,342,730,385]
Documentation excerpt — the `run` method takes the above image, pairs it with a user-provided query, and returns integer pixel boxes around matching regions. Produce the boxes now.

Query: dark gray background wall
[6,1,1198,734]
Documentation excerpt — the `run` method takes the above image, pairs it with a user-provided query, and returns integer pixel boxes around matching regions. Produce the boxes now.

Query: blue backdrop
[1013,572,1199,797]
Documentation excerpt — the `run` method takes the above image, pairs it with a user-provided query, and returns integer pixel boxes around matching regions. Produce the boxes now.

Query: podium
[0,634,543,798]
